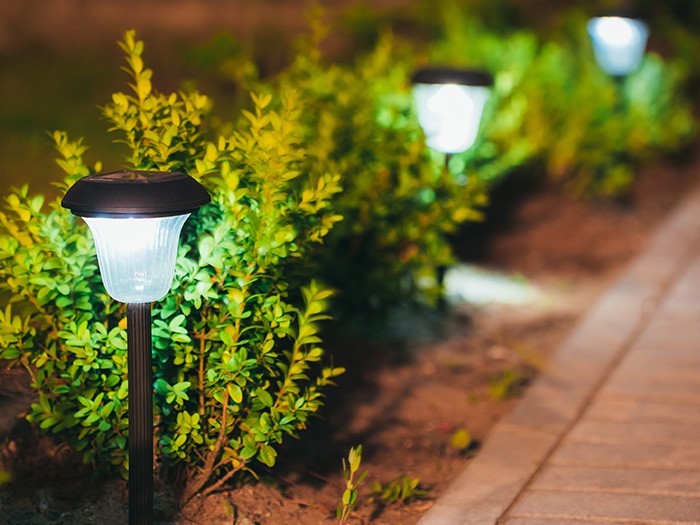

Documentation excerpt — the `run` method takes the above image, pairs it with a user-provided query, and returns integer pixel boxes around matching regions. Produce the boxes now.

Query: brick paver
[418,183,700,525]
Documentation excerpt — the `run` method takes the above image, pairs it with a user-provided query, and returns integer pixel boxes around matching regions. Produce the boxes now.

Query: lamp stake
[127,302,154,525]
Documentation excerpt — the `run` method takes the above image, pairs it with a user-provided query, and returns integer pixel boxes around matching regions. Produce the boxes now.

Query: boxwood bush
[0,31,343,502]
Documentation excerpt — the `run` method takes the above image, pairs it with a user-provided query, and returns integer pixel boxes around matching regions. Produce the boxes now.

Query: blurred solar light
[443,264,542,306]
[587,16,649,77]
[411,67,493,154]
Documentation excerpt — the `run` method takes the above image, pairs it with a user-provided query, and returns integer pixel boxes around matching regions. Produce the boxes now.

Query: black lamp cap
[411,67,493,87]
[593,4,644,20]
[61,169,211,218]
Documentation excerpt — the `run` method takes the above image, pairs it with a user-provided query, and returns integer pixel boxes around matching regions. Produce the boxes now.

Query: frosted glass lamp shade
[587,16,649,76]
[412,83,490,153]
[83,214,189,303]
[62,169,211,304]
[411,67,493,154]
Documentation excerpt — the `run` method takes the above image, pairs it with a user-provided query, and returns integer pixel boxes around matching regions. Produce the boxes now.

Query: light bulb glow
[413,83,490,154]
[83,214,190,303]
[443,264,542,306]
[587,16,649,76]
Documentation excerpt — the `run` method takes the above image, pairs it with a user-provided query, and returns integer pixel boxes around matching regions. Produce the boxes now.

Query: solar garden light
[587,14,649,77]
[411,66,493,168]
[62,170,211,525]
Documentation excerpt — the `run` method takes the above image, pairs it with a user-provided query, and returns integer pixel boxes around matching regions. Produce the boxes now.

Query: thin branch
[198,332,206,418]
[197,461,246,500]
[181,389,230,504]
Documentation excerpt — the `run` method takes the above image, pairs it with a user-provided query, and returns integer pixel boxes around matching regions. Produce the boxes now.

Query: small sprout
[337,445,367,524]
[222,499,235,517]
[0,469,12,485]
[369,474,429,505]
[488,369,527,400]
[449,428,472,452]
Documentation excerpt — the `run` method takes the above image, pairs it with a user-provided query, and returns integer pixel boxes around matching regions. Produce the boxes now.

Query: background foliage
[423,6,696,196]
[272,28,487,323]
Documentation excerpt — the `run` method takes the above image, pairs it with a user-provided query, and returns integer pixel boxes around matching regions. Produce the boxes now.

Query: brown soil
[1,148,698,525]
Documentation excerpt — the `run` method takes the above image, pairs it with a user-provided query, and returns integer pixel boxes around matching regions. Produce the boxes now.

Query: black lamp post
[410,67,493,169]
[62,170,210,525]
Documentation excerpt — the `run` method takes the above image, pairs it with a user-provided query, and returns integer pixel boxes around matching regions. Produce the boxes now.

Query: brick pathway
[419,183,700,525]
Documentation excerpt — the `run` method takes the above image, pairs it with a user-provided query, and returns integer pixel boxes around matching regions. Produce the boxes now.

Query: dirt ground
[1,146,698,524]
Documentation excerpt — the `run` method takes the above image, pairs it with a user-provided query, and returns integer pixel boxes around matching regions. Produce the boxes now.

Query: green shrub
[270,30,488,323]
[0,30,343,502]
[183,19,494,323]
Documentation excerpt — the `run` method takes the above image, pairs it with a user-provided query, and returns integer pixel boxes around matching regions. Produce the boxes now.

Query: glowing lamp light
[587,16,649,76]
[411,67,493,154]
[82,215,189,303]
[62,170,210,525]
[62,170,209,303]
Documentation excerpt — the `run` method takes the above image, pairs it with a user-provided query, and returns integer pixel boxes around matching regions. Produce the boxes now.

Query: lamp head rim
[61,169,211,218]
[588,8,647,25]
[411,67,493,87]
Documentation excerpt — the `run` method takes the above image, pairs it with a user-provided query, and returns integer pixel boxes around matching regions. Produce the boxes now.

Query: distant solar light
[411,67,493,154]
[587,16,649,77]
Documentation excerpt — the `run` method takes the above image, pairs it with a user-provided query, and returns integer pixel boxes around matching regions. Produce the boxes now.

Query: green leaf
[349,445,362,472]
[240,445,257,461]
[227,383,243,404]
[258,444,277,467]
[1,348,20,360]
[256,389,273,408]
[342,488,356,506]
[154,379,170,396]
